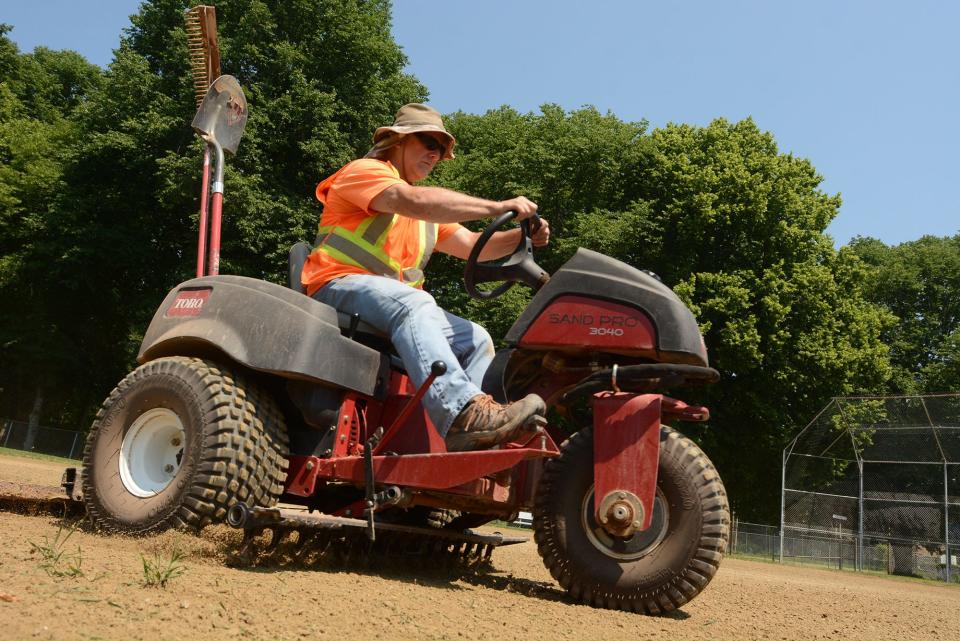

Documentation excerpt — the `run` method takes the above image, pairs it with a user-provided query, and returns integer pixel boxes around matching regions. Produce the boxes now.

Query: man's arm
[435,219,550,261]
[370,183,538,224]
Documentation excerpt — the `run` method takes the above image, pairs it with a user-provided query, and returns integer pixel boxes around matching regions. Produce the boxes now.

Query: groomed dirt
[1,453,959,641]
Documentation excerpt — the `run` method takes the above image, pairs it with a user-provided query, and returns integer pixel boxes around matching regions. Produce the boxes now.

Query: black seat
[288,241,311,293]
[287,242,388,340]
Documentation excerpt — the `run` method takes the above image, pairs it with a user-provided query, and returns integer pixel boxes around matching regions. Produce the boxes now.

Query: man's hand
[436,216,550,260]
[531,217,550,247]
[499,196,538,221]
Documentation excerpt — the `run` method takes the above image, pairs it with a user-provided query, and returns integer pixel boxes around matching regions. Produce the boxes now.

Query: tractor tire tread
[533,425,729,614]
[82,357,289,535]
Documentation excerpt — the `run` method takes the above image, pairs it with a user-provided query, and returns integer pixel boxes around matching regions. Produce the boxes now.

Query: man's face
[401,132,445,182]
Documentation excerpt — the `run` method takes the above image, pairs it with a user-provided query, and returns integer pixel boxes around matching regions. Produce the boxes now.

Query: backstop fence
[0,419,84,460]
[781,394,960,582]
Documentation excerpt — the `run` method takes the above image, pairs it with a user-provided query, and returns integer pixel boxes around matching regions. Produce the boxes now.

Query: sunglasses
[414,132,447,158]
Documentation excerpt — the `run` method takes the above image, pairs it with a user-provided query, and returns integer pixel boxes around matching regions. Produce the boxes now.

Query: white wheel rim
[119,408,186,497]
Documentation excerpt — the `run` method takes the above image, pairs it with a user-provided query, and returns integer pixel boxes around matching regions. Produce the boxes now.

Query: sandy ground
[0,454,72,486]
[1,453,959,641]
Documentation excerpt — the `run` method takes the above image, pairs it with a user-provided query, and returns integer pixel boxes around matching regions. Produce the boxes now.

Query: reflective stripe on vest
[314,214,437,287]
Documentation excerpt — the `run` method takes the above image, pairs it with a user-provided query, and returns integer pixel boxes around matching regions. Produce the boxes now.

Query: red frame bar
[286,432,559,498]
[592,392,661,530]
[372,366,445,455]
[662,395,710,422]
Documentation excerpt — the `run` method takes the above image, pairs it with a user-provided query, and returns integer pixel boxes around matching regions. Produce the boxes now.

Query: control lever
[371,361,446,455]
[363,361,447,539]
[363,440,376,540]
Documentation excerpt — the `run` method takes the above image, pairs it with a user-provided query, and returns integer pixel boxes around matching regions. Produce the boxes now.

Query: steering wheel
[463,211,550,300]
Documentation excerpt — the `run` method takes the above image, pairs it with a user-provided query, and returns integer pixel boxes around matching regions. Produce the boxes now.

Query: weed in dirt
[29,520,85,578]
[140,550,186,588]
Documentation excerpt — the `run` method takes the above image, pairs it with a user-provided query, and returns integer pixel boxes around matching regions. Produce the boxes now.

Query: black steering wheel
[463,211,550,300]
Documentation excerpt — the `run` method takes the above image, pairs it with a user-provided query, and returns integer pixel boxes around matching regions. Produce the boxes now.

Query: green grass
[140,550,186,588]
[488,519,532,531]
[0,446,79,465]
[30,520,85,578]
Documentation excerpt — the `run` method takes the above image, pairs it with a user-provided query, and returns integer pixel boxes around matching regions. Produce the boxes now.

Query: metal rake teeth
[234,527,495,572]
[225,506,525,573]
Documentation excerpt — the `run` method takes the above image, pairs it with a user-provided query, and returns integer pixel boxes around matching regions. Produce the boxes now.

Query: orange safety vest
[309,161,439,289]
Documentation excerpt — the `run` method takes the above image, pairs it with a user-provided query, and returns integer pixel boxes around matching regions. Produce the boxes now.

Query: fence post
[779,448,786,563]
[69,432,80,460]
[946,463,951,583]
[730,514,740,556]
[2,420,11,447]
[858,459,864,572]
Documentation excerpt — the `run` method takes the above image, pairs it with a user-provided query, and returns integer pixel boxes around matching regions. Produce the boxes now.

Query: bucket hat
[373,103,456,159]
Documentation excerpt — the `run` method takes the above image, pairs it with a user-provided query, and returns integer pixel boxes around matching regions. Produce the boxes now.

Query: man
[303,104,549,452]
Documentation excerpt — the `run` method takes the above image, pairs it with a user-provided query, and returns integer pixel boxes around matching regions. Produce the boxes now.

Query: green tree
[0,25,105,434]
[0,1,425,429]
[849,234,960,393]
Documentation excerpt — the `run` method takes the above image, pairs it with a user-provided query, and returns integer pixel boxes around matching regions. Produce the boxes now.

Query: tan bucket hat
[373,103,456,159]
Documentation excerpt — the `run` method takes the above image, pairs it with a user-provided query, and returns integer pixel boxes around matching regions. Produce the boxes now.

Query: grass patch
[488,519,532,531]
[30,520,85,578]
[140,550,187,588]
[0,447,79,464]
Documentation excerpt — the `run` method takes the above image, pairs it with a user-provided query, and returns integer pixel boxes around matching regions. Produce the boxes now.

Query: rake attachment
[184,5,221,109]
[226,504,525,571]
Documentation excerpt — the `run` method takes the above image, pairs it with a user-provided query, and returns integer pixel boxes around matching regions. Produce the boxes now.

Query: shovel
[191,75,248,276]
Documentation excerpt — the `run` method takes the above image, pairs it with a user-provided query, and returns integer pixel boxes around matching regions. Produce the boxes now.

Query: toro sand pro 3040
[77,11,729,616]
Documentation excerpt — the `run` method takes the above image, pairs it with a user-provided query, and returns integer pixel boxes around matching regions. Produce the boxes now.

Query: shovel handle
[196,146,212,278]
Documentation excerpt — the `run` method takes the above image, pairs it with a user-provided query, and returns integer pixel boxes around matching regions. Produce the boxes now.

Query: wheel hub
[119,408,186,497]
[582,485,669,560]
[597,490,644,537]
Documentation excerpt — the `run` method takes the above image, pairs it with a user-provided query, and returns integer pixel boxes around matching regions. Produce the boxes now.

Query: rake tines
[183,5,221,107]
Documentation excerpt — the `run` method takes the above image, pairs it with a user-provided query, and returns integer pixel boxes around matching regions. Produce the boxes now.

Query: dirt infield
[1,452,958,641]
[0,453,73,486]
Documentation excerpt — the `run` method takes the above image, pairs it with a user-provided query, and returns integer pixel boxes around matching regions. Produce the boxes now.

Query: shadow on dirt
[212,532,691,618]
[211,527,569,602]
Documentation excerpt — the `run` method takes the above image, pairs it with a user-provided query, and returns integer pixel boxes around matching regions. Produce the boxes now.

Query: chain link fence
[729,519,780,562]
[0,418,84,460]
[732,518,958,581]
[781,394,960,582]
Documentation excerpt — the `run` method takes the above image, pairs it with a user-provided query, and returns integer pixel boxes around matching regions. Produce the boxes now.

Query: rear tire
[81,357,289,534]
[533,425,728,613]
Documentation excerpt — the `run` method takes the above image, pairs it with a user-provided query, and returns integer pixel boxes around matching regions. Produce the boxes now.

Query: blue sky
[4,0,958,247]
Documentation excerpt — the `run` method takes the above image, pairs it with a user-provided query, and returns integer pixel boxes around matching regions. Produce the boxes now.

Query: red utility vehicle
[79,76,729,614]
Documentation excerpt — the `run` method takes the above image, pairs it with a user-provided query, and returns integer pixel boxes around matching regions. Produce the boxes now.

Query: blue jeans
[313,274,495,435]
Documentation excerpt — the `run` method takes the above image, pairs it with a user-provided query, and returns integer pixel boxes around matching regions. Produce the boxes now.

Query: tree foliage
[849,234,960,394]
[0,25,105,423]
[0,1,424,428]
[425,109,892,519]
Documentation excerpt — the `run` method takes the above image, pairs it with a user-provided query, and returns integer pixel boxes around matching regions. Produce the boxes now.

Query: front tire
[533,425,729,613]
[82,357,289,534]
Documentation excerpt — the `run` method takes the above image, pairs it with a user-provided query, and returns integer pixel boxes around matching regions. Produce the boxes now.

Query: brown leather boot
[445,394,547,452]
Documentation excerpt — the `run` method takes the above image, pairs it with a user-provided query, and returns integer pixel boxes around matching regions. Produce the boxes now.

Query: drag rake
[225,504,525,571]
